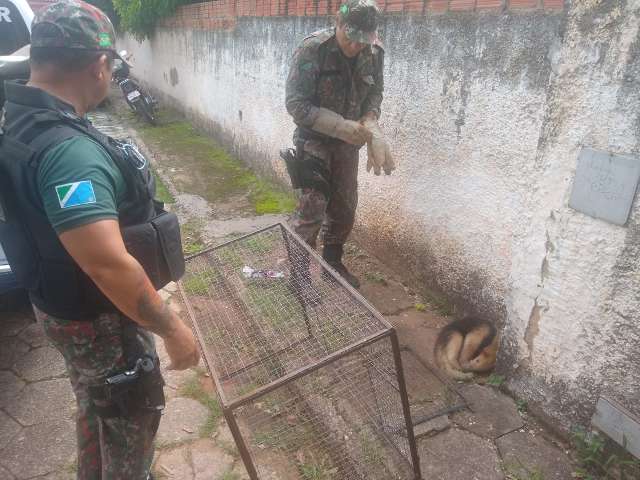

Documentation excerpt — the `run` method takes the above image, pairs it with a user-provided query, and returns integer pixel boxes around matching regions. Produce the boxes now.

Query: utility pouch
[151,208,185,279]
[122,208,185,289]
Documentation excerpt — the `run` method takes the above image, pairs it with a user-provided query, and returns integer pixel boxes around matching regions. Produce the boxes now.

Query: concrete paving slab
[497,429,574,480]
[12,346,67,382]
[0,337,29,370]
[1,419,75,479]
[387,312,444,369]
[391,308,451,330]
[158,289,172,303]
[39,470,75,480]
[414,415,451,438]
[154,446,194,479]
[214,420,242,459]
[0,409,21,452]
[418,427,503,480]
[18,322,50,348]
[0,371,25,409]
[162,367,198,401]
[452,384,524,440]
[401,349,454,409]
[191,439,234,479]
[156,397,209,447]
[0,465,15,479]
[5,379,75,426]
[359,279,415,315]
[0,313,32,338]
[231,462,251,479]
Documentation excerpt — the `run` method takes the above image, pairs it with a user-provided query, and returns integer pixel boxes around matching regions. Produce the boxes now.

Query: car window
[0,242,7,264]
[0,0,32,55]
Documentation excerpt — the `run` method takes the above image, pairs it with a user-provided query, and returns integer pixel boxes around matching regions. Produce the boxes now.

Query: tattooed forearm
[137,289,175,337]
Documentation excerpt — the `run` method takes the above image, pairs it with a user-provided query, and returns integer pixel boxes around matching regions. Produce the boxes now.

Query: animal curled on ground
[434,317,499,380]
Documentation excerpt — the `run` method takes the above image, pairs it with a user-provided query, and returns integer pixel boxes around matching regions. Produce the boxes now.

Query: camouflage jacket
[285,28,384,139]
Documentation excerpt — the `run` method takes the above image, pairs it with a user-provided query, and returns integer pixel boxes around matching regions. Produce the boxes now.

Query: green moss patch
[137,113,295,215]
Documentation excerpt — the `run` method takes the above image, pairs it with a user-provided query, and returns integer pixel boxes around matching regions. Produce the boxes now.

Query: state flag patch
[55,181,97,209]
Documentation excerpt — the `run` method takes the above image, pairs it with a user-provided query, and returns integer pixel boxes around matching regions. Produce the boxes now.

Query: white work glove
[363,117,395,176]
[311,108,372,146]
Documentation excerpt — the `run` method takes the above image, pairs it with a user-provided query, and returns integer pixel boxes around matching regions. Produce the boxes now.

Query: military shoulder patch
[55,181,97,209]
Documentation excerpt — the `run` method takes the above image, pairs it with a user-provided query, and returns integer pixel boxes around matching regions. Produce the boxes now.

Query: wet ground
[0,89,580,479]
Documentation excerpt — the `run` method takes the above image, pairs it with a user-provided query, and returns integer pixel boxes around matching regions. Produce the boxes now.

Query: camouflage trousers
[290,140,359,247]
[34,307,162,480]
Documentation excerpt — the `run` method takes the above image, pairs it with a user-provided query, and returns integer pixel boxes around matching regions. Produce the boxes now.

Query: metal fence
[179,223,422,479]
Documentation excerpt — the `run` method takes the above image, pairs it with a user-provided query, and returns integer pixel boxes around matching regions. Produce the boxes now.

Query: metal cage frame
[179,223,423,480]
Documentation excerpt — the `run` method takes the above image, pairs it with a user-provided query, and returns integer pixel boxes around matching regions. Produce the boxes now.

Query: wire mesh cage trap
[178,223,423,480]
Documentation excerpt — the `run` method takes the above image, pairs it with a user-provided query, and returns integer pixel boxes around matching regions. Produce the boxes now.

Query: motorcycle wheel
[136,95,157,125]
[125,98,137,112]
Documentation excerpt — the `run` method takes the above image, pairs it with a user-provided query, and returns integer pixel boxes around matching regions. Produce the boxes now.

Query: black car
[1,0,32,310]
[0,0,32,56]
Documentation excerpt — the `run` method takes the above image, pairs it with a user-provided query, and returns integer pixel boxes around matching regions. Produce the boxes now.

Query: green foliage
[137,115,295,214]
[516,399,528,414]
[181,220,205,256]
[486,374,506,387]
[422,289,454,316]
[182,269,219,296]
[254,430,280,449]
[572,428,640,479]
[179,372,222,438]
[364,271,388,285]
[217,471,241,480]
[300,463,330,480]
[113,0,191,40]
[85,0,120,29]
[152,169,175,204]
[502,460,545,480]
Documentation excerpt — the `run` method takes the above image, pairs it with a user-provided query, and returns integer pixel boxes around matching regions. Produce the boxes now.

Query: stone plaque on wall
[569,147,640,226]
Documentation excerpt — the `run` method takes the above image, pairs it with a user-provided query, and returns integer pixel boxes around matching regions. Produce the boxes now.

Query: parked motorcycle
[113,51,157,125]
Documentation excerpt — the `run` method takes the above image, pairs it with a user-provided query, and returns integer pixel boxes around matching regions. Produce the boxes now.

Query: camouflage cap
[31,0,119,55]
[338,0,379,45]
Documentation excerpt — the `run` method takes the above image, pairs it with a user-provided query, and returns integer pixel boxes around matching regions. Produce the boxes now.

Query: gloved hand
[312,107,372,146]
[363,117,395,176]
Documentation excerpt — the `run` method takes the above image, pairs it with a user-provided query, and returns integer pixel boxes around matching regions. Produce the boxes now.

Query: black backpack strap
[23,113,146,204]
[26,125,83,168]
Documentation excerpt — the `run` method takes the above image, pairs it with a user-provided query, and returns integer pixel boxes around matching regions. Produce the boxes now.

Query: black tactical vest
[0,81,184,319]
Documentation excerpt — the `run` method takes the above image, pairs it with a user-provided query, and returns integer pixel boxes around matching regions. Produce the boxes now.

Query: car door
[0,0,32,55]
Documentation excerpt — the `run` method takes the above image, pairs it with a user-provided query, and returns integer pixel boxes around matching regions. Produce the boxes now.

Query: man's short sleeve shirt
[37,135,127,234]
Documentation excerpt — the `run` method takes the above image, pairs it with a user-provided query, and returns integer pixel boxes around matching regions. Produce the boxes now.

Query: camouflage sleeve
[361,47,384,119]
[285,41,321,127]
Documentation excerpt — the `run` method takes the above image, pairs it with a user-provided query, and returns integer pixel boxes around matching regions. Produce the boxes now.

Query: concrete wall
[119,0,640,433]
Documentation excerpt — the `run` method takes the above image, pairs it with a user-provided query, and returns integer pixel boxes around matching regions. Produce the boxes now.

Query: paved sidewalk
[0,272,577,479]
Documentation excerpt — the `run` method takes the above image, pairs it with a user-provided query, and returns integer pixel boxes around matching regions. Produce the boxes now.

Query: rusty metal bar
[184,222,280,261]
[225,409,259,480]
[227,329,391,410]
[390,329,424,480]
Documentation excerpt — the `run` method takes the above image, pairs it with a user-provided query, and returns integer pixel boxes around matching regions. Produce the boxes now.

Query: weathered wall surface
[120,0,640,432]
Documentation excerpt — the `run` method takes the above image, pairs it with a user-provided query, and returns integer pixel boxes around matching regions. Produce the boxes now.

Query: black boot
[322,244,360,289]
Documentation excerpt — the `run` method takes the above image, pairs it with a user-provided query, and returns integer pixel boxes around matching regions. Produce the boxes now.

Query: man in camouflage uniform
[0,2,200,479]
[286,0,394,288]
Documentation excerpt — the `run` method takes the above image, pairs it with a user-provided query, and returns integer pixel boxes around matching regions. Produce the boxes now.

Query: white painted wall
[120,2,640,430]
